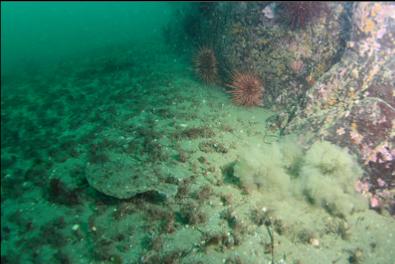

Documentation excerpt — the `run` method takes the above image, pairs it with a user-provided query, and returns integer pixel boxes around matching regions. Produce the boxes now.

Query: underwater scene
[1,2,395,264]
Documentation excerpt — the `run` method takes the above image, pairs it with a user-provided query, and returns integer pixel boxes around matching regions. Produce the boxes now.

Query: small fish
[262,4,275,19]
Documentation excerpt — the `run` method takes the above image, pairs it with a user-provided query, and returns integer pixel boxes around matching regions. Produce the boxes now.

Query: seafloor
[1,43,395,264]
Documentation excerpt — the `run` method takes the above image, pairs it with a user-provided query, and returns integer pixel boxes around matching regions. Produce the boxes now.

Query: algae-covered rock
[286,2,395,194]
[86,153,179,199]
[84,126,188,200]
[178,2,394,212]
[187,2,349,110]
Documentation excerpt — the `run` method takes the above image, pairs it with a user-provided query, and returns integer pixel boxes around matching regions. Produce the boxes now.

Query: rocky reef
[184,2,350,109]
[286,2,395,212]
[178,2,394,213]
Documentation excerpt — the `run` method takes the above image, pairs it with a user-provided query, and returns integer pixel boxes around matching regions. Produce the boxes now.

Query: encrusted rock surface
[192,2,394,210]
[201,2,350,111]
[286,2,395,198]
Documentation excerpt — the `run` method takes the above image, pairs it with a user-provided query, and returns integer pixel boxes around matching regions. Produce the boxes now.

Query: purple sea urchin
[278,1,328,29]
[194,47,218,84]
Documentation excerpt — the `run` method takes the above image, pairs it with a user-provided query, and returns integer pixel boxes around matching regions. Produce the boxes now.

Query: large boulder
[190,2,394,212]
[286,2,395,197]
[195,2,350,110]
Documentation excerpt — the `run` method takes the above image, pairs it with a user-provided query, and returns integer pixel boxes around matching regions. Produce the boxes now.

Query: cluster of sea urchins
[278,1,327,29]
[227,72,264,106]
[194,47,218,84]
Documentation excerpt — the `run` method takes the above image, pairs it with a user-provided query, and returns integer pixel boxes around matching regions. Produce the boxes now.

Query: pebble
[309,238,320,247]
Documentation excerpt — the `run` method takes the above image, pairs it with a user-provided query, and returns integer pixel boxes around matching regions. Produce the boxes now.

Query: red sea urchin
[227,72,264,106]
[278,1,328,29]
[194,47,218,84]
